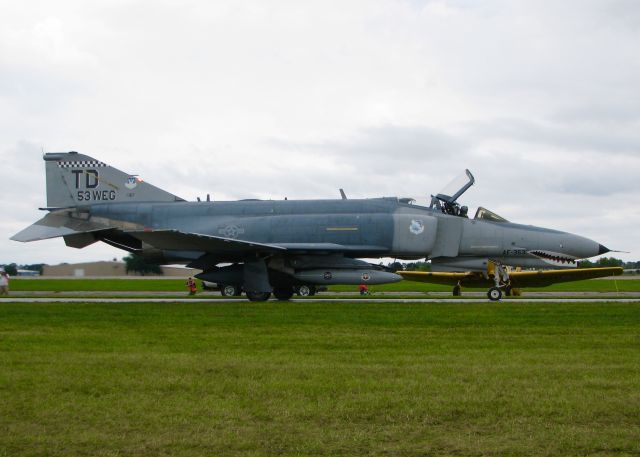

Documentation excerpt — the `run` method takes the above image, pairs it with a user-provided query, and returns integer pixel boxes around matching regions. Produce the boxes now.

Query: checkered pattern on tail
[57,160,107,168]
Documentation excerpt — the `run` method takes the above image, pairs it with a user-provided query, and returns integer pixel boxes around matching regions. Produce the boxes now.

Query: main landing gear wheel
[452,285,461,296]
[273,287,294,301]
[246,291,271,302]
[296,285,316,297]
[487,287,502,301]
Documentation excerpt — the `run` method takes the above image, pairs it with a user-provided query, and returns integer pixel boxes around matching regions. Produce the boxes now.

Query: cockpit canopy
[429,170,509,222]
[435,169,475,204]
[474,207,508,222]
[430,169,475,216]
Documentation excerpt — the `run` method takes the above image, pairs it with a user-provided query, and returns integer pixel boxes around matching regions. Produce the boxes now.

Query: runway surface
[3,297,640,303]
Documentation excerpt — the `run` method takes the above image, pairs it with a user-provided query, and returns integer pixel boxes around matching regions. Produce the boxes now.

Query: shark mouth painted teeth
[529,250,577,266]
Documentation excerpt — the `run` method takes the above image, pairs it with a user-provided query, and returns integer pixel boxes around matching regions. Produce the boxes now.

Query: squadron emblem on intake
[409,219,424,235]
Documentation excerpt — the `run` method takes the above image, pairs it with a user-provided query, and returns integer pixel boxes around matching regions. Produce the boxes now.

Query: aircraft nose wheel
[487,287,502,301]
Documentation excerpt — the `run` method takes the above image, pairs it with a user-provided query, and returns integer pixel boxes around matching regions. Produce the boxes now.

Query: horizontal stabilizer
[11,211,113,242]
[126,230,287,253]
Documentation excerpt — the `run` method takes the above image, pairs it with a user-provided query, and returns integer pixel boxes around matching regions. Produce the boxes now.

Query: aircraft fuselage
[88,197,604,269]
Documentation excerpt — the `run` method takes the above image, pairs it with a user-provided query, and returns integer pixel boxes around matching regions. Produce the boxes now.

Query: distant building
[17,269,40,277]
[42,261,200,277]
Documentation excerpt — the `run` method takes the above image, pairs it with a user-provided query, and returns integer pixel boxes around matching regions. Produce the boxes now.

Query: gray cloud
[1,1,638,263]
[471,118,640,155]
[268,125,471,174]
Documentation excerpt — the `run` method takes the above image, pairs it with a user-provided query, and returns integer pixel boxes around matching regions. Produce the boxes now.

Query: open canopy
[435,169,475,204]
[430,169,475,216]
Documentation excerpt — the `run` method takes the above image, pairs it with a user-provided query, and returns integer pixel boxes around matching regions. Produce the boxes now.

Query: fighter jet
[12,152,621,300]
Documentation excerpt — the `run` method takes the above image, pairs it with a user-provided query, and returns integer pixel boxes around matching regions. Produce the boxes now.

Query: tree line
[1,254,162,276]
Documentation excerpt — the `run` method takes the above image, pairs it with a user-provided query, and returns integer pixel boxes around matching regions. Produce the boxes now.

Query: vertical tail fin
[44,151,184,207]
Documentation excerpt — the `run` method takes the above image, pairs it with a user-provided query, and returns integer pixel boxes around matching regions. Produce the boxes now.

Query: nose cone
[562,234,607,259]
[522,224,612,264]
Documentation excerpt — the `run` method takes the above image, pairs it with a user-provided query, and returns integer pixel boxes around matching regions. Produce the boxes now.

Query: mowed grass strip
[0,301,639,456]
[9,277,640,293]
[10,278,186,292]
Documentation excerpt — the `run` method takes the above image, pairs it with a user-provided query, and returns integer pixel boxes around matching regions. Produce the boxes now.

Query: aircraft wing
[399,271,486,286]
[507,267,623,287]
[127,230,388,256]
[127,230,287,253]
[275,243,388,254]
[399,267,623,288]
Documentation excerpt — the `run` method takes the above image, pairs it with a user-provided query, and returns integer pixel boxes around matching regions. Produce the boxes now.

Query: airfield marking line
[2,298,640,304]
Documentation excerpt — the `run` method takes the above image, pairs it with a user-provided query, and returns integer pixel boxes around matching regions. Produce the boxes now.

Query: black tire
[273,287,294,301]
[221,284,238,297]
[452,285,461,296]
[487,287,502,301]
[246,291,271,302]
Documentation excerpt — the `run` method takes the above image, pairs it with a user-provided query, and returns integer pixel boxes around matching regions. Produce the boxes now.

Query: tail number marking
[503,249,526,256]
[77,190,116,201]
[71,169,99,189]
[70,169,116,201]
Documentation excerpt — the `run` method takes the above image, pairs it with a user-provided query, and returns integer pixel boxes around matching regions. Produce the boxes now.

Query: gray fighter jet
[12,152,621,301]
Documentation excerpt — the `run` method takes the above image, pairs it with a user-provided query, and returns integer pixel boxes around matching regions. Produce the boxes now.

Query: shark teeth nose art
[529,250,577,265]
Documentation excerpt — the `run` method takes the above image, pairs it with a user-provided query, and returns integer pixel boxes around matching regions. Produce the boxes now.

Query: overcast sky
[1,0,638,265]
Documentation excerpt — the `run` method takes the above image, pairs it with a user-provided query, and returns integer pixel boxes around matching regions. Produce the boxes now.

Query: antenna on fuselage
[339,189,347,200]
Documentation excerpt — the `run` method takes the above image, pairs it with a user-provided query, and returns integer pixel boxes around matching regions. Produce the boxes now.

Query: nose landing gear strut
[487,262,510,301]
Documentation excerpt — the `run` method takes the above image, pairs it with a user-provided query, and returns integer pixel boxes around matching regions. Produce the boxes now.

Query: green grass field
[9,278,187,292]
[9,277,640,293]
[1,300,639,456]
